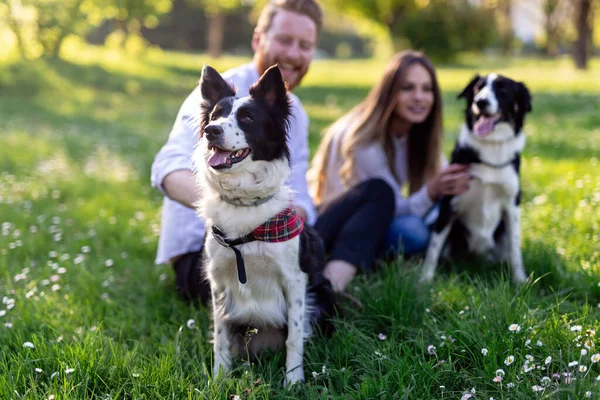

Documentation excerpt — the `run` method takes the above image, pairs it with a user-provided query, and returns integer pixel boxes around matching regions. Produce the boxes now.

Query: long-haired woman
[310,50,471,257]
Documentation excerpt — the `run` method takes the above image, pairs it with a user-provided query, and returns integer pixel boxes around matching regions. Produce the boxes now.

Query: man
[152,0,394,301]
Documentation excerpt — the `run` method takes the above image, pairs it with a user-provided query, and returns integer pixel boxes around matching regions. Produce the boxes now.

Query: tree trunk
[499,0,513,55]
[50,0,85,59]
[543,0,560,57]
[6,3,27,59]
[207,12,225,58]
[573,0,592,69]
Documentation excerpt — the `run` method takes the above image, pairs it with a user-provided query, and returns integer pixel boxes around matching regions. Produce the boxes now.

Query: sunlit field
[1,44,599,399]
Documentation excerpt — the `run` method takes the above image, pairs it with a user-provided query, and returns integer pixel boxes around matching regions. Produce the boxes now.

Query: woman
[310,50,471,259]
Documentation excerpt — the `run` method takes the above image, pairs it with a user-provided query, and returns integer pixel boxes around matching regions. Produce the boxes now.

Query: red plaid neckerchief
[251,207,304,242]
[211,207,305,284]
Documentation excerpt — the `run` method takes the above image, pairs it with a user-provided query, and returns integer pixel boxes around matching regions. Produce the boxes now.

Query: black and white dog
[421,73,532,283]
[193,65,333,386]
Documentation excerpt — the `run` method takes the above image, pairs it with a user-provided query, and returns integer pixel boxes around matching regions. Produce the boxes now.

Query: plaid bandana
[251,207,304,242]
[211,206,305,284]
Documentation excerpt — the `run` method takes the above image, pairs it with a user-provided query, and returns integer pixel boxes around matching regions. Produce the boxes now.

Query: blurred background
[0,0,598,67]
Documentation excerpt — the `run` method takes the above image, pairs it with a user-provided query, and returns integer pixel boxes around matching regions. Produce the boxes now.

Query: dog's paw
[284,368,305,387]
[512,271,528,285]
[419,270,435,284]
[213,358,231,377]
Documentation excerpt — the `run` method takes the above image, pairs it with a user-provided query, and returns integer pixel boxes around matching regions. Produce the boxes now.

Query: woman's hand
[427,164,471,200]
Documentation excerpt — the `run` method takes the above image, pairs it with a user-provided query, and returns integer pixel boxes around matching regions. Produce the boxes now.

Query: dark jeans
[173,178,395,303]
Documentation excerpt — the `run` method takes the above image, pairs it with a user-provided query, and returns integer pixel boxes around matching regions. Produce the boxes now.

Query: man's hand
[162,170,199,209]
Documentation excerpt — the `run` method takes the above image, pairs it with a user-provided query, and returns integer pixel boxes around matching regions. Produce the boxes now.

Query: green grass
[0,44,599,399]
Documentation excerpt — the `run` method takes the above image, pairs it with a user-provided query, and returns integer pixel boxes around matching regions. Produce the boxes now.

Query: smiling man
[151,0,323,302]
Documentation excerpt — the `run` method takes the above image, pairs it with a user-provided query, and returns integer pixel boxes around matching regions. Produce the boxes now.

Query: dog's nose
[204,125,223,140]
[476,98,489,110]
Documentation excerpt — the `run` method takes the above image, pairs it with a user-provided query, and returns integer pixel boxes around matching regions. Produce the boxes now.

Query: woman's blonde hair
[310,50,443,204]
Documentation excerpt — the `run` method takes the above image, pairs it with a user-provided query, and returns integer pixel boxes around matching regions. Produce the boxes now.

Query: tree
[5,0,173,60]
[320,0,417,48]
[186,0,245,58]
[573,0,594,69]
[541,0,573,57]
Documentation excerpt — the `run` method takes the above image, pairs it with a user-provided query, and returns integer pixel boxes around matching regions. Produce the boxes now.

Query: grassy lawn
[0,45,599,399]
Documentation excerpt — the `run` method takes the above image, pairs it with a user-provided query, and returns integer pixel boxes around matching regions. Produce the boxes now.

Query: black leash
[211,226,257,284]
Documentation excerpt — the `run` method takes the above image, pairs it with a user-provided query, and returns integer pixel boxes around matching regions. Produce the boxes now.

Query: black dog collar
[211,226,256,284]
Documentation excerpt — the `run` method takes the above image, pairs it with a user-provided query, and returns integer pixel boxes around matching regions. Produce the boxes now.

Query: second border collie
[421,73,532,283]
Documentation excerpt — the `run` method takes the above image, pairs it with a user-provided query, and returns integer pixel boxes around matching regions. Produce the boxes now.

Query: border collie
[421,73,532,283]
[192,65,333,386]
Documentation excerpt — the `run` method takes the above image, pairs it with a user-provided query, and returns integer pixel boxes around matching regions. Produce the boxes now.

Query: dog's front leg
[504,205,527,283]
[283,270,307,387]
[421,220,454,283]
[211,285,232,376]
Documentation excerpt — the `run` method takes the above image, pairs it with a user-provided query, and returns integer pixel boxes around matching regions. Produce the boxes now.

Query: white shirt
[151,63,316,264]
[318,127,437,218]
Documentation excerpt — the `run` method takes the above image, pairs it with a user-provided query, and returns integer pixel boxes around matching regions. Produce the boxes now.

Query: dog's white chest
[206,237,298,327]
[453,165,519,253]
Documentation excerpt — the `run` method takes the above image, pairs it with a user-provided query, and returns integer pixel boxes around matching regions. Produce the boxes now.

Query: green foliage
[395,0,499,62]
[5,0,174,60]
[0,46,599,398]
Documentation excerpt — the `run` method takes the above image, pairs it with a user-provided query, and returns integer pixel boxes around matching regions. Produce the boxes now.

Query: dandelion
[186,319,196,329]
[545,356,552,365]
[312,371,318,378]
[51,284,60,291]
[571,325,583,332]
[579,365,588,372]
[507,382,515,388]
[541,376,551,386]
[48,395,55,400]
[57,336,63,342]
[427,345,437,355]
[591,353,600,363]
[132,373,140,378]
[505,355,515,366]
[461,393,473,400]
[569,361,579,367]
[81,246,91,253]
[495,369,505,377]
[105,259,114,267]
[585,392,592,398]
[582,349,588,356]
[526,354,534,362]
[482,348,488,356]
[525,339,531,346]
[493,376,502,383]
[35,368,43,373]
[0,310,5,317]
[532,385,544,392]
[378,333,387,340]
[537,340,543,347]
[232,396,241,400]
[23,341,34,348]
[509,324,521,332]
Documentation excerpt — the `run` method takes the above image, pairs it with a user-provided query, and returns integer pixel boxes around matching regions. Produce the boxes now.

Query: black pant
[314,178,395,271]
[173,178,395,303]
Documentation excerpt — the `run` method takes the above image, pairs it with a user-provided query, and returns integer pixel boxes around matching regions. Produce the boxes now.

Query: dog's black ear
[458,74,481,100]
[513,81,532,133]
[249,65,288,108]
[199,65,235,106]
[516,81,532,113]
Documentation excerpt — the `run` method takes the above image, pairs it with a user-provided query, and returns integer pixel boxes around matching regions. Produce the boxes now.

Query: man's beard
[254,49,307,91]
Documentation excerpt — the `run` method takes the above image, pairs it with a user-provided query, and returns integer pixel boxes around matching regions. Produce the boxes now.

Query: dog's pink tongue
[474,116,496,136]
[208,149,232,167]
